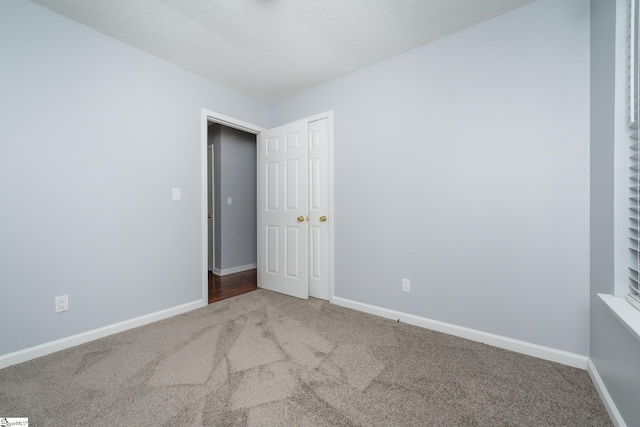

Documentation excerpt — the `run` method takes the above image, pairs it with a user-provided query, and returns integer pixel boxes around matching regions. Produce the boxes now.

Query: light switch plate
[172,188,181,201]
[227,197,232,205]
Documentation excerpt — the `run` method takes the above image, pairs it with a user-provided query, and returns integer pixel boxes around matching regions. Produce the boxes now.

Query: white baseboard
[332,296,588,369]
[587,359,626,427]
[0,299,206,370]
[212,263,256,276]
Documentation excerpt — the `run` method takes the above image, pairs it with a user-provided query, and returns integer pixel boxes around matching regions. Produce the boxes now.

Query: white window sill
[598,293,640,342]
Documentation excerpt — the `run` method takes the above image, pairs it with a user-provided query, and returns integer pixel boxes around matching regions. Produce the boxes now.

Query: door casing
[207,144,214,272]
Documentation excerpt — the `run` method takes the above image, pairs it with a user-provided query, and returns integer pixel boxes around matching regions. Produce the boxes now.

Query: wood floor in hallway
[208,269,257,303]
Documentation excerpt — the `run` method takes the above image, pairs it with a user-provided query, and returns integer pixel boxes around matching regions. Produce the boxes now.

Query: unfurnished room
[1,0,639,425]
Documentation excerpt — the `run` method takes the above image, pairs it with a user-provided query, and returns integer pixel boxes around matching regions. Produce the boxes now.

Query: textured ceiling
[29,0,536,104]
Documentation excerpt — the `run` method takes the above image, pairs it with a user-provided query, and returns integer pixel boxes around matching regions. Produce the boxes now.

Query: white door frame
[200,108,334,304]
[207,144,214,272]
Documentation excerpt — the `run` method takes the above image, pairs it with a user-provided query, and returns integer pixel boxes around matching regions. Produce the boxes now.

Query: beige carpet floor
[0,290,611,426]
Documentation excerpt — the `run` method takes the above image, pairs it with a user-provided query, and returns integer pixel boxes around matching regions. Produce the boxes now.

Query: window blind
[628,0,640,310]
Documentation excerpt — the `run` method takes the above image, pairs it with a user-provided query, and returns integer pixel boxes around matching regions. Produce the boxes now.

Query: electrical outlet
[402,279,410,293]
[55,295,69,313]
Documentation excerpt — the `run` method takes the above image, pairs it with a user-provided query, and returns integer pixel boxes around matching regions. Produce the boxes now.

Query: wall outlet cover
[55,295,69,313]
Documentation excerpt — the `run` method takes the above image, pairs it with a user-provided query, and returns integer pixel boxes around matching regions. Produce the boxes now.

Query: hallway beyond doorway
[208,269,257,303]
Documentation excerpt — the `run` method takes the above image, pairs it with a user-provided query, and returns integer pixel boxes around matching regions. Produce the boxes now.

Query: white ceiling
[29,0,536,104]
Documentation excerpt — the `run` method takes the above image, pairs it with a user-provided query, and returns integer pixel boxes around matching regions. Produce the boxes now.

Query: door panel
[266,163,279,210]
[285,159,300,210]
[285,226,300,278]
[258,119,309,299]
[311,226,322,280]
[308,118,330,300]
[266,226,279,274]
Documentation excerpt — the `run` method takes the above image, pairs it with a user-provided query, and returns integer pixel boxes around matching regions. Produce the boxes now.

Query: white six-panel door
[258,119,309,299]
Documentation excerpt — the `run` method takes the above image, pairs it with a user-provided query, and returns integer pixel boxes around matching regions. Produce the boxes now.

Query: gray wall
[0,0,267,355]
[209,124,257,271]
[269,0,591,355]
[590,0,640,425]
[218,126,257,270]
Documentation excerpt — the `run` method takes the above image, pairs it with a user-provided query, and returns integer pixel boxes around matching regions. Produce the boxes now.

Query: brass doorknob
[297,216,305,222]
[319,215,327,223]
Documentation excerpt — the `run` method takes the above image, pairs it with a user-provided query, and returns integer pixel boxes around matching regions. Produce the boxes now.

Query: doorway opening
[206,121,259,303]
[200,109,334,304]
